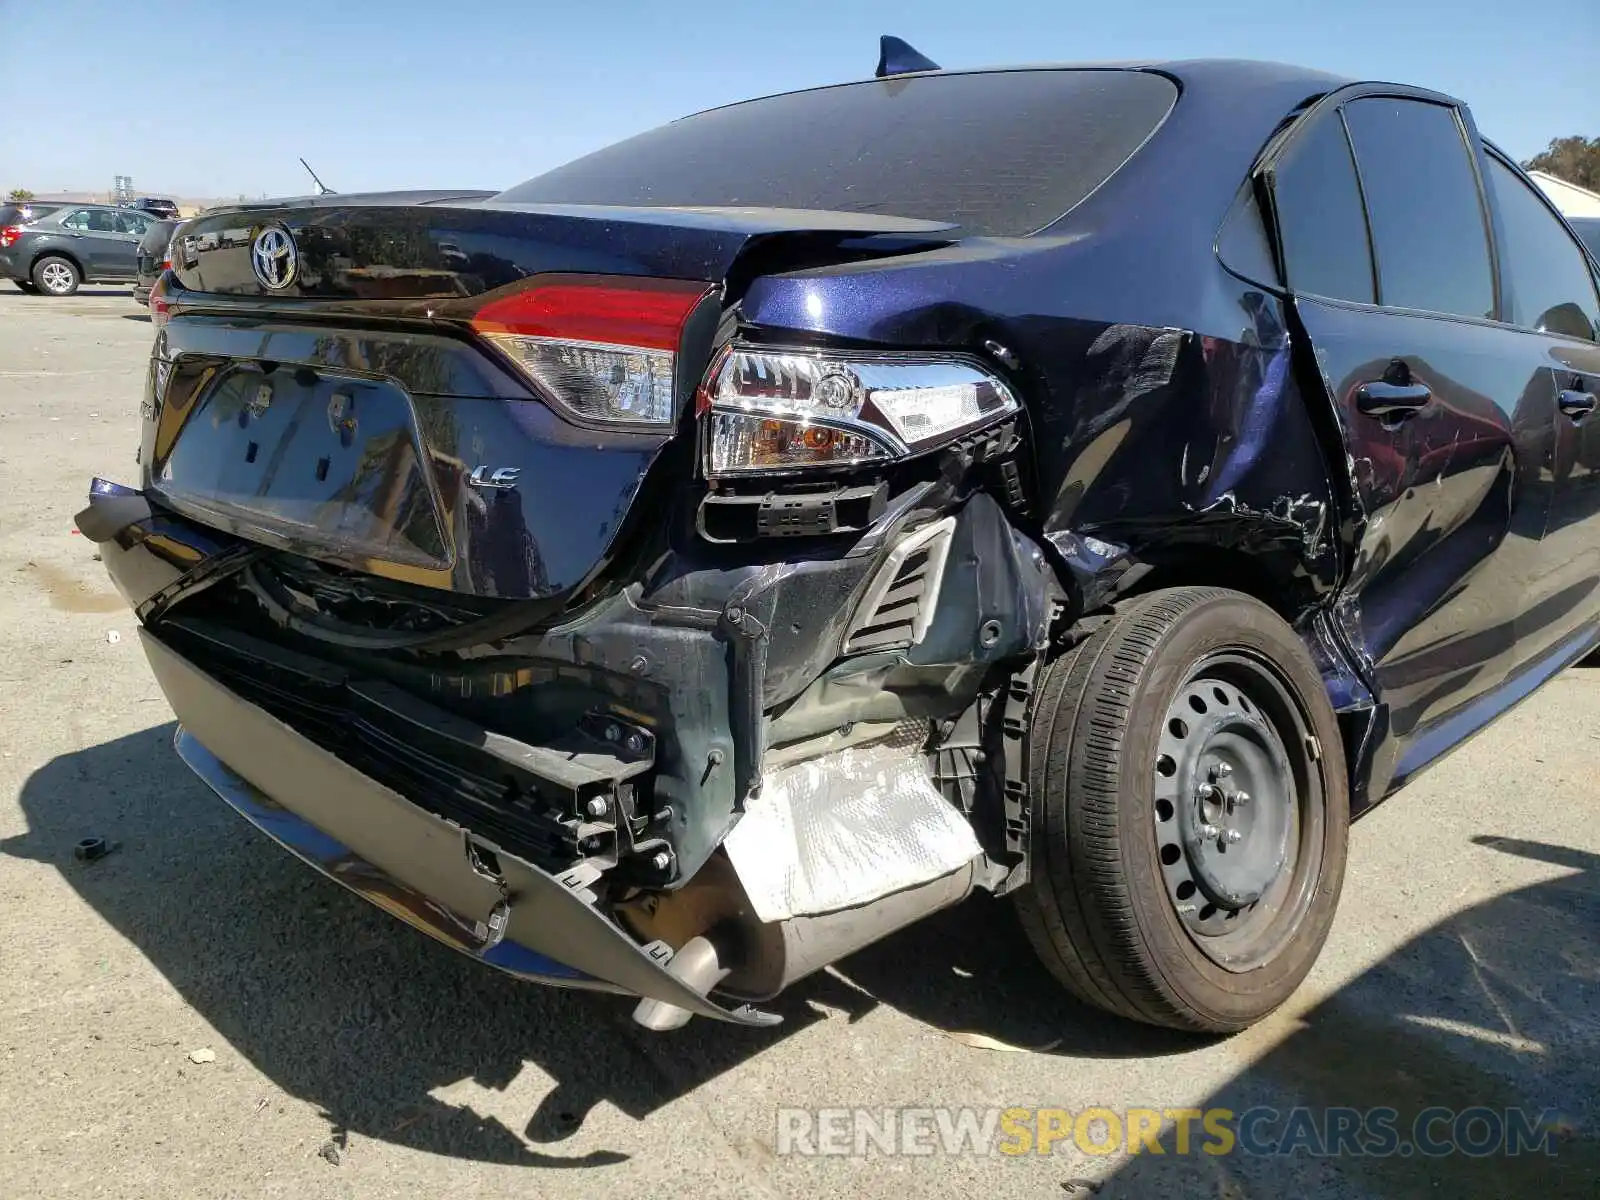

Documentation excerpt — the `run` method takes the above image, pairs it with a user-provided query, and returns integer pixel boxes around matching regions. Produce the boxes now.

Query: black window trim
[1254,81,1507,327]
[1478,141,1600,344]
[1334,106,1383,306]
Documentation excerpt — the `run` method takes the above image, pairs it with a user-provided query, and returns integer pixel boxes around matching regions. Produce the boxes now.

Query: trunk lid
[167,199,953,300]
[150,200,953,603]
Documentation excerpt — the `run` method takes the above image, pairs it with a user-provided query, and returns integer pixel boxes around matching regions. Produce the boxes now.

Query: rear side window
[1341,98,1494,320]
[496,70,1178,237]
[1270,111,1375,303]
[1483,157,1599,341]
[61,210,91,231]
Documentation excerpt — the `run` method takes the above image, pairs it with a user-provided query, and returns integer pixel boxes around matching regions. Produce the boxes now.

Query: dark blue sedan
[77,45,1600,1035]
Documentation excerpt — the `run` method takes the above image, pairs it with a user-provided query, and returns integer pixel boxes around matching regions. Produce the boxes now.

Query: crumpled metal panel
[723,727,981,922]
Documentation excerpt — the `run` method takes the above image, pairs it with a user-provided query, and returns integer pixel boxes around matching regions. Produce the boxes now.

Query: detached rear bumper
[143,629,777,1026]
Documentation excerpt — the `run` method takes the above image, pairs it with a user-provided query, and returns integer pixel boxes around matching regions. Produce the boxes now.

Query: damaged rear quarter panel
[739,255,1344,632]
[733,64,1352,631]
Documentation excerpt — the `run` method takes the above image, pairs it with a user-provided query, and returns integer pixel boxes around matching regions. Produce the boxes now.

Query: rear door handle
[1356,380,1432,419]
[1558,389,1597,420]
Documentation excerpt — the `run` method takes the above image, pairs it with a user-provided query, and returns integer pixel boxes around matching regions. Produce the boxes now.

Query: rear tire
[1015,587,1349,1034]
[32,256,80,296]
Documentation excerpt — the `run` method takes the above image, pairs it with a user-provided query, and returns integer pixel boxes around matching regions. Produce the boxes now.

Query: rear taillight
[0,225,22,249]
[471,276,711,426]
[149,272,172,329]
[698,346,1019,476]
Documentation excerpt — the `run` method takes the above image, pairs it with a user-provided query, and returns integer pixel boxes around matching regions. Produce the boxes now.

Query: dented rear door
[1266,91,1559,796]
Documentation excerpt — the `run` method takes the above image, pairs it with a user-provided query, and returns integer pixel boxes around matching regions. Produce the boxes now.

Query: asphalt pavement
[1,289,1595,1198]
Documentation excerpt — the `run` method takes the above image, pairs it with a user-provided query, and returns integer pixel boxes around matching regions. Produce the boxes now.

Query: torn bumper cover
[147,631,779,1026]
[81,475,1056,1021]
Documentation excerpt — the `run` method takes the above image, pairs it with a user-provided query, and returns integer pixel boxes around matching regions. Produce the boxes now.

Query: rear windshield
[140,220,178,250]
[496,69,1177,237]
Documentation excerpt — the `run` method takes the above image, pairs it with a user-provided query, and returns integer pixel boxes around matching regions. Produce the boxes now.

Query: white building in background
[1528,170,1600,218]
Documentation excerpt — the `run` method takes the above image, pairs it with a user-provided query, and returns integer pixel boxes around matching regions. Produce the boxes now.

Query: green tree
[6,188,34,202]
[1522,136,1600,193]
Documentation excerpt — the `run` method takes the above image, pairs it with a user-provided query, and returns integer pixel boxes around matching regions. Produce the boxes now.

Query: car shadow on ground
[8,727,1598,1190]
[1097,835,1599,1198]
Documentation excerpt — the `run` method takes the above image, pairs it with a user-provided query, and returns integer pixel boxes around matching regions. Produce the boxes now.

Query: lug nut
[1199,823,1220,841]
[1232,790,1250,806]
[1224,828,1243,844]
[585,797,609,818]
[650,850,672,872]
[1196,782,1219,801]
[1214,761,1232,778]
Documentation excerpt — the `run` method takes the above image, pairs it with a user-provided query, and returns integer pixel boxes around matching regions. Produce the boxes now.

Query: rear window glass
[1271,110,1375,303]
[1341,98,1495,321]
[496,69,1178,237]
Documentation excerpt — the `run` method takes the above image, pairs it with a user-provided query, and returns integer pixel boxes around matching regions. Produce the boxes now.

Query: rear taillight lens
[0,225,22,249]
[699,346,1019,476]
[471,277,711,426]
[149,272,172,329]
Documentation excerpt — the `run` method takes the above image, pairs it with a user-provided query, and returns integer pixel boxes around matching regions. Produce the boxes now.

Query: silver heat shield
[723,728,982,923]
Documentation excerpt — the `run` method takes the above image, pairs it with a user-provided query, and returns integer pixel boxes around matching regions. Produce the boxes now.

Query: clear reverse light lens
[497,337,676,423]
[703,347,1017,475]
[708,411,890,473]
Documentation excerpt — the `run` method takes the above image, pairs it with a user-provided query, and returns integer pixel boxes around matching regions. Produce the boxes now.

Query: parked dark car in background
[1,202,163,294]
[132,196,180,220]
[131,218,179,305]
[77,52,1600,1039]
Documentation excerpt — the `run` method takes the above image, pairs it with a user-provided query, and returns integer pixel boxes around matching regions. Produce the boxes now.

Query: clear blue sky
[0,0,1593,199]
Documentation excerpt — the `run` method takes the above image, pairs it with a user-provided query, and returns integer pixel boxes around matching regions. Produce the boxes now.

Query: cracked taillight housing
[472,277,712,426]
[699,345,1018,476]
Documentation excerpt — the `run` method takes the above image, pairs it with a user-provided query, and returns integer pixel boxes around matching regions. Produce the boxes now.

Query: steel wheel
[1016,586,1349,1033]
[1152,653,1324,970]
